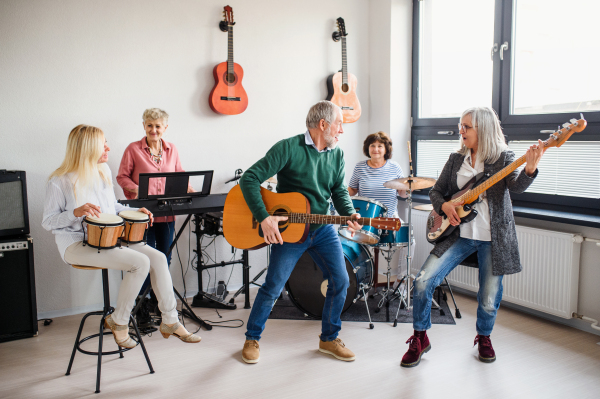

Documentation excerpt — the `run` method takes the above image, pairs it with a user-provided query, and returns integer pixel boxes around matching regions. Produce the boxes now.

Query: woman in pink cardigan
[117,108,192,318]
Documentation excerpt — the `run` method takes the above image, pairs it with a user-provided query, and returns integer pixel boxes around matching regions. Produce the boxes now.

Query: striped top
[348,160,404,217]
[42,167,136,263]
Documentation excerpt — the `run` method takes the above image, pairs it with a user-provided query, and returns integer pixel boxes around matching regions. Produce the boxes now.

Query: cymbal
[384,176,437,191]
[266,176,277,184]
[414,204,433,211]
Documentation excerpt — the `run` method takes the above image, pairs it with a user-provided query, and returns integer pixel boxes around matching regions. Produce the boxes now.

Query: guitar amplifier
[0,235,38,342]
[0,170,30,238]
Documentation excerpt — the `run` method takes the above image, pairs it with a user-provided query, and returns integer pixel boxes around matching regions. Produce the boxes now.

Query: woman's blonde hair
[49,125,111,198]
[142,108,169,124]
[458,106,507,164]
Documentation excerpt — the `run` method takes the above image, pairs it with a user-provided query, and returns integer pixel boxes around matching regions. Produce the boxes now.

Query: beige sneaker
[242,340,260,364]
[318,338,356,361]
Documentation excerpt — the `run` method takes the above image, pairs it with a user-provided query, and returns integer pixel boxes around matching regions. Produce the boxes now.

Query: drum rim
[84,218,124,227]
[118,211,150,222]
[351,196,388,211]
[338,226,380,244]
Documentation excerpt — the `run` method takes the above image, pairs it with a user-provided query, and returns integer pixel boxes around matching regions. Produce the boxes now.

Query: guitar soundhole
[341,83,349,93]
[222,72,237,85]
[273,208,290,229]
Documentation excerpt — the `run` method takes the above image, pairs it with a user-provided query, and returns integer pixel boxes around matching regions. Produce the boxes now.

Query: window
[411,0,600,214]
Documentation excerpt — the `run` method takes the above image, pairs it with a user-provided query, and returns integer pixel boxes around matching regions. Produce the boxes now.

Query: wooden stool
[66,265,154,393]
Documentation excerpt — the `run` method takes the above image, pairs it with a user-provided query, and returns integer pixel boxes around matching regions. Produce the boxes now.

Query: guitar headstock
[336,17,347,37]
[543,116,587,149]
[223,5,235,26]
[372,218,401,231]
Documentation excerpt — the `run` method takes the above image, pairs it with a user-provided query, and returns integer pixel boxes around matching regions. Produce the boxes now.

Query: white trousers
[64,242,178,325]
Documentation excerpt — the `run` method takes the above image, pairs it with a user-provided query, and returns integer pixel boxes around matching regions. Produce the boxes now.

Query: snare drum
[84,214,124,251]
[119,210,150,245]
[285,236,374,319]
[376,223,409,247]
[338,197,387,245]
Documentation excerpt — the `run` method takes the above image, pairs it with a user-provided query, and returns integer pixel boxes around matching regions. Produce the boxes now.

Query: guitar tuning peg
[580,113,585,120]
[570,118,577,124]
[562,122,571,128]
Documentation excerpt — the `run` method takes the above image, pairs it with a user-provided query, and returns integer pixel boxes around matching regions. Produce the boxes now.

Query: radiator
[410,210,582,319]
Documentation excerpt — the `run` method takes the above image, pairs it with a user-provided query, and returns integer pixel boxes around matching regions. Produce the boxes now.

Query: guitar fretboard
[227,25,234,75]
[341,36,348,84]
[286,212,397,230]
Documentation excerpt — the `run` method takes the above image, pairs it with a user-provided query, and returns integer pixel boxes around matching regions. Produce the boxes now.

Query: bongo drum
[119,210,150,245]
[83,213,124,252]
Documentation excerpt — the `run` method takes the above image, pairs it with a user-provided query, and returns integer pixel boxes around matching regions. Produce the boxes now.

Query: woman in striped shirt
[348,131,406,217]
[42,125,200,347]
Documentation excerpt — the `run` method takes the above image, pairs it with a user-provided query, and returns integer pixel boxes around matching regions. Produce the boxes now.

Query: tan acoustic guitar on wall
[326,17,361,123]
[223,185,400,250]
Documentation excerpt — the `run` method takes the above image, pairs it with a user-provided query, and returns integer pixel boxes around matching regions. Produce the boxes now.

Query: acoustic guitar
[326,17,361,123]
[223,185,401,250]
[426,118,587,244]
[209,5,248,115]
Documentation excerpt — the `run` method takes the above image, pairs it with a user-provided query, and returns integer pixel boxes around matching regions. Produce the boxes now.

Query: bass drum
[285,237,373,319]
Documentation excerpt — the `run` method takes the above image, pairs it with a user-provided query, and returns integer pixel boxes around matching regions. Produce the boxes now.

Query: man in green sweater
[240,100,361,364]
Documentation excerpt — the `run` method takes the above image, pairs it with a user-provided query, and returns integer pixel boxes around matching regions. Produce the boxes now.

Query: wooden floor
[1,290,599,399]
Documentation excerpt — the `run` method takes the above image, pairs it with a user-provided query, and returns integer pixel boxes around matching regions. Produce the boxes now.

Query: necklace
[147,139,163,164]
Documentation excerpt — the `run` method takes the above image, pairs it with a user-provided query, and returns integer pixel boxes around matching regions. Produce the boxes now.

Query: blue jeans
[245,225,349,342]
[412,238,503,336]
[139,221,175,296]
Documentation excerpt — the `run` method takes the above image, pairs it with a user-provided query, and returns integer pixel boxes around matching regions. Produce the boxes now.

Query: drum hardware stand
[360,284,374,329]
[375,244,399,322]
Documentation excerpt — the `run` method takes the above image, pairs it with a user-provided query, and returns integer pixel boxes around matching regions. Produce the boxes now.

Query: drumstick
[407,141,413,177]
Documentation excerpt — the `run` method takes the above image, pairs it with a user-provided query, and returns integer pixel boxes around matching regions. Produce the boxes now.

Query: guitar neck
[289,213,377,226]
[457,152,530,203]
[341,37,348,84]
[227,25,234,75]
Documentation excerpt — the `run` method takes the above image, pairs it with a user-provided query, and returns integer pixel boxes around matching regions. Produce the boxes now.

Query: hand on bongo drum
[74,203,101,218]
[138,207,154,226]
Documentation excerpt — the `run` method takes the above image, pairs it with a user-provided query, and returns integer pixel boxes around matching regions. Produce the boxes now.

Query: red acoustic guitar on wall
[209,5,248,115]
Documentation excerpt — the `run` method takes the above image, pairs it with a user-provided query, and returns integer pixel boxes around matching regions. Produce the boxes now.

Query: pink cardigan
[117,137,185,223]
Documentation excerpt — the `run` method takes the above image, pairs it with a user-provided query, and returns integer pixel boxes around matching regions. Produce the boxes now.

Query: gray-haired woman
[401,107,545,367]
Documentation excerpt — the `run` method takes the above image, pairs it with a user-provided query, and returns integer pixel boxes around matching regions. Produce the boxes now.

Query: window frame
[411,0,600,214]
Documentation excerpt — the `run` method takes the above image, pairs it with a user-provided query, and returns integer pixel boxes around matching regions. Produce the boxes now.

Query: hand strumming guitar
[441,200,464,227]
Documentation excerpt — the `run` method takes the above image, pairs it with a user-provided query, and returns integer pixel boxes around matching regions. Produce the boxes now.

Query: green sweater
[240,133,355,231]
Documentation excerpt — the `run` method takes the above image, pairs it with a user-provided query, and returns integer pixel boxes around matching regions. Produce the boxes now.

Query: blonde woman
[400,107,545,367]
[42,124,200,347]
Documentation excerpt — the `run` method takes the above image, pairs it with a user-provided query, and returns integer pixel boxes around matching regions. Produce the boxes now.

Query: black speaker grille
[0,181,25,230]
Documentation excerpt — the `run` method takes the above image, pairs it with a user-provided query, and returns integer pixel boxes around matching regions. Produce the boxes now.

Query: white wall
[2,0,415,317]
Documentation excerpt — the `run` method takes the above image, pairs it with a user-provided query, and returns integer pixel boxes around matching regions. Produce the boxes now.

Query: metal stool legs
[65,269,154,393]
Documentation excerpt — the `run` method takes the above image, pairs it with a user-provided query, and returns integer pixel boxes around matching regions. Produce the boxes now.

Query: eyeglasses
[458,123,477,131]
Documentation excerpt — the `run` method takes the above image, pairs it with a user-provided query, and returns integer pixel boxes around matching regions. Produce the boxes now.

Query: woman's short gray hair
[306,101,341,129]
[458,106,507,164]
[142,108,169,124]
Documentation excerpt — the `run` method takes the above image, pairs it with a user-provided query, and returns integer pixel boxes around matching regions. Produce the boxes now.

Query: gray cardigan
[429,150,537,276]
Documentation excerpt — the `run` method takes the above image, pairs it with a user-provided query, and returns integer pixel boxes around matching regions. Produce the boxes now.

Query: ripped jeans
[412,238,503,336]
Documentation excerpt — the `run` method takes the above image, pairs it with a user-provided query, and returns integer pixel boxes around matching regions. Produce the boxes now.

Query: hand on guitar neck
[260,213,362,245]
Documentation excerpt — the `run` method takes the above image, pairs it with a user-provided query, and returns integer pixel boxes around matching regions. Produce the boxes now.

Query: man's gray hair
[306,100,342,129]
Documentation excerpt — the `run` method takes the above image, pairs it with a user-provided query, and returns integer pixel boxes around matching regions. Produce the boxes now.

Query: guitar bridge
[220,96,241,101]
[252,217,258,229]
[341,106,354,110]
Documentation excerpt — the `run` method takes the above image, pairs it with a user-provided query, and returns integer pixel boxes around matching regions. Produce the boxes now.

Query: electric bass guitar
[209,5,248,115]
[326,17,361,123]
[223,185,400,250]
[426,117,587,244]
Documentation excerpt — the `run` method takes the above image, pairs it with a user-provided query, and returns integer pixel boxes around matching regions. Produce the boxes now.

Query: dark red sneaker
[474,335,496,363]
[400,330,431,368]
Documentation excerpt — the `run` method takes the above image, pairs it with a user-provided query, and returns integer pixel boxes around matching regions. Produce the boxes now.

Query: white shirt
[304,130,331,153]
[348,160,404,217]
[456,151,491,242]
[42,167,136,262]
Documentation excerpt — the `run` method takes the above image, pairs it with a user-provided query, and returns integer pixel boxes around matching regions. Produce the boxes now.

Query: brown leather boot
[400,330,431,367]
[318,338,356,361]
[242,340,260,364]
[474,335,496,363]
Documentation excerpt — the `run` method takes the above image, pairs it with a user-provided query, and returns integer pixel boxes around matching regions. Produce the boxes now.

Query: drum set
[82,210,150,252]
[285,175,438,329]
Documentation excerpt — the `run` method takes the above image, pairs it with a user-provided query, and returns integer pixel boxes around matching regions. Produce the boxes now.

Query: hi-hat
[266,176,277,184]
[414,204,433,211]
[384,176,437,191]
